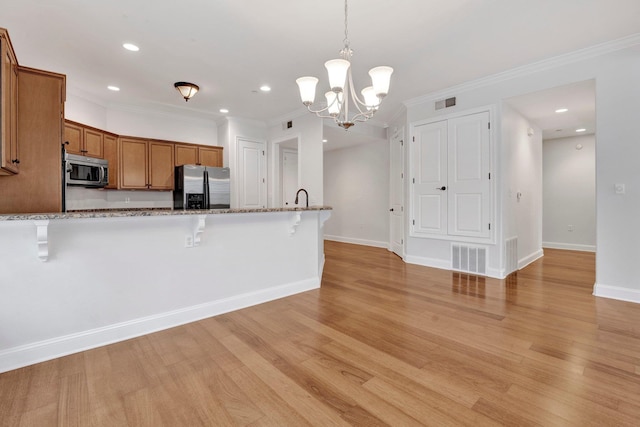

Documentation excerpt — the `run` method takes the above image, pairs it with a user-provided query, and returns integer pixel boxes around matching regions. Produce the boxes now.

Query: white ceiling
[2,0,639,138]
[504,80,596,140]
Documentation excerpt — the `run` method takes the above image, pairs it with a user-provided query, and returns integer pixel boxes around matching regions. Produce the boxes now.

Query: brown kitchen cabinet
[0,28,20,175]
[119,137,174,190]
[0,66,66,213]
[64,120,103,158]
[175,144,223,167]
[102,133,118,189]
[198,146,223,167]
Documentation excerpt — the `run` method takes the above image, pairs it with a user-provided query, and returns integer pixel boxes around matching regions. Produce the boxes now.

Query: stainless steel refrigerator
[174,165,230,209]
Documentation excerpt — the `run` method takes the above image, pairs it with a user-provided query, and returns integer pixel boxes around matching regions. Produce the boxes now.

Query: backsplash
[66,187,172,211]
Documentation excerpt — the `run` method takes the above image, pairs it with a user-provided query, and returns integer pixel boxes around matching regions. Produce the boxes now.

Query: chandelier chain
[343,0,350,50]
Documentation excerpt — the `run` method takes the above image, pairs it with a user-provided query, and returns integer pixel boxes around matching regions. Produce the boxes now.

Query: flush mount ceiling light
[122,43,139,52]
[296,0,393,130]
[555,108,568,113]
[174,82,199,102]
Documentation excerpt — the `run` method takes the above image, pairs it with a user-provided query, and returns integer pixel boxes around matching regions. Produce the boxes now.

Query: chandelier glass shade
[296,0,393,129]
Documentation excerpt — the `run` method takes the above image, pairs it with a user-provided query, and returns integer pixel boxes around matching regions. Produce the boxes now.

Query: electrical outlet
[125,197,130,204]
[568,225,574,232]
[185,235,194,248]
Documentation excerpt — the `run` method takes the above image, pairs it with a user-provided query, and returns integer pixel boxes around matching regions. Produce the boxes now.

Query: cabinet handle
[436,186,446,191]
[11,159,20,164]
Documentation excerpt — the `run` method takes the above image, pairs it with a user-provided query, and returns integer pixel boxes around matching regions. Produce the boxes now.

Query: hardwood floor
[2,242,640,426]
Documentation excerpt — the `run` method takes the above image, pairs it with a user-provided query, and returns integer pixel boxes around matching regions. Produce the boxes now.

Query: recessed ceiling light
[107,86,120,91]
[576,128,587,133]
[555,108,568,113]
[322,139,327,143]
[219,108,229,114]
[123,43,139,52]
[260,85,271,92]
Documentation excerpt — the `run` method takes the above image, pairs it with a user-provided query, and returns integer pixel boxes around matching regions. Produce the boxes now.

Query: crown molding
[404,32,640,108]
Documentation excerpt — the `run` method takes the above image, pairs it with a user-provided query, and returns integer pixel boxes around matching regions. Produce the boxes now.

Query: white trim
[324,235,389,249]
[404,33,640,108]
[542,242,596,252]
[519,249,544,270]
[0,278,319,374]
[404,255,450,271]
[593,283,640,304]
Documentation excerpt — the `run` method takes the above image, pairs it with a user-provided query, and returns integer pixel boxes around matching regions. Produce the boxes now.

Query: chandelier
[295,0,393,129]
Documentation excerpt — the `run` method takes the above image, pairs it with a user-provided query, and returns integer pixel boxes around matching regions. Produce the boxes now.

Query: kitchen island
[0,207,331,373]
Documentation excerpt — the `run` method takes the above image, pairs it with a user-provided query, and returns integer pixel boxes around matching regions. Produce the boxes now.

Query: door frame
[389,127,405,258]
[271,134,300,208]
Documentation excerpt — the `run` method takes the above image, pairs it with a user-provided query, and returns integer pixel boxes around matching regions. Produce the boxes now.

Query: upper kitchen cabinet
[198,146,223,167]
[102,133,118,189]
[64,120,103,158]
[0,28,20,175]
[119,137,174,190]
[175,144,223,167]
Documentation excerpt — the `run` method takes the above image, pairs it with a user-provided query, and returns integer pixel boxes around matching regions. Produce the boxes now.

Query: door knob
[389,208,394,212]
[436,186,446,191]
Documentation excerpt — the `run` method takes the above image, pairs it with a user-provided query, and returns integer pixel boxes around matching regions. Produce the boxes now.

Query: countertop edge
[0,206,333,221]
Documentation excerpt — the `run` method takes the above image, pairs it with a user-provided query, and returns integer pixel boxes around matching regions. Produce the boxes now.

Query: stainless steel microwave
[65,153,109,187]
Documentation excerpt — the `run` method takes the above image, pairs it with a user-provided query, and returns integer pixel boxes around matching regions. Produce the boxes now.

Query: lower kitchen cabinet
[119,137,174,190]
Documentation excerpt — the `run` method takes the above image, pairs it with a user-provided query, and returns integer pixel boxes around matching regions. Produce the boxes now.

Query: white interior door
[447,111,491,238]
[282,149,298,207]
[390,130,404,257]
[237,138,267,208]
[411,120,448,236]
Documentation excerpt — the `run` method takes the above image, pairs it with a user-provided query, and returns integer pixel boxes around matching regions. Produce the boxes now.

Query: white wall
[268,114,323,206]
[502,104,543,269]
[543,135,596,251]
[404,39,640,302]
[324,140,390,248]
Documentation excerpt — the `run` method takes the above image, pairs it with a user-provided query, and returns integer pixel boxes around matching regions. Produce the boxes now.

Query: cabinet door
[64,122,83,155]
[119,138,148,189]
[83,128,104,158]
[148,141,174,190]
[0,32,20,175]
[103,134,118,189]
[175,144,198,166]
[199,146,222,167]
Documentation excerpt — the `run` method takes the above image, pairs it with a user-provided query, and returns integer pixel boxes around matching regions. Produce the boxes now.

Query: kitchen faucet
[295,188,309,208]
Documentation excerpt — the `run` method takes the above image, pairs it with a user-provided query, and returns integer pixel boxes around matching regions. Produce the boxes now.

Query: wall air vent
[435,97,456,110]
[452,243,487,275]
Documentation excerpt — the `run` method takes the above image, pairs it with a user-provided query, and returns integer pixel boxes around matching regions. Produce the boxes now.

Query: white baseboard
[324,235,389,249]
[593,283,640,304]
[519,249,544,269]
[542,242,596,252]
[404,255,450,271]
[0,278,320,374]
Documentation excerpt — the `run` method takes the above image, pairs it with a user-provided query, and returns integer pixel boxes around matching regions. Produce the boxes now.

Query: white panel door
[447,111,491,238]
[282,149,298,207]
[389,130,404,257]
[237,138,267,209]
[411,120,447,236]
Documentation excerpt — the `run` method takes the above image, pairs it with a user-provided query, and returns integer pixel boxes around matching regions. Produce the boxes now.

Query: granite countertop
[0,206,332,221]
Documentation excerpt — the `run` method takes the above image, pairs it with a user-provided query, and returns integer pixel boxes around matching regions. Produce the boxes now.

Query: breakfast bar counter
[0,207,331,373]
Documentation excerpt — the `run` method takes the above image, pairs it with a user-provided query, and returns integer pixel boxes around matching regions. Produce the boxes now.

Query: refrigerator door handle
[203,170,210,208]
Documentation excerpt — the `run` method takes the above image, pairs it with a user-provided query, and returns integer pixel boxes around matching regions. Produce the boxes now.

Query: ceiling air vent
[435,97,456,110]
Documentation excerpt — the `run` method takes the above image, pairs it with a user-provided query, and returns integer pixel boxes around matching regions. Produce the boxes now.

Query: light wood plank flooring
[2,242,640,426]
